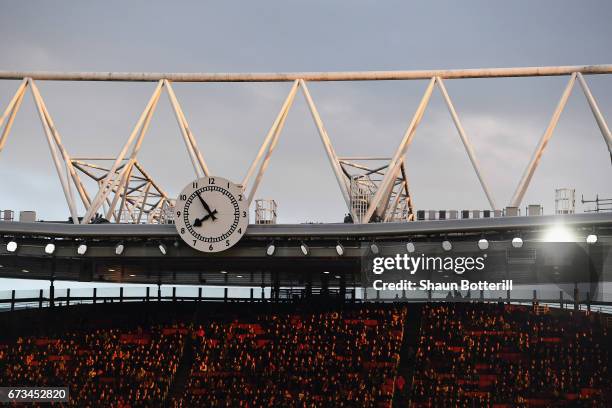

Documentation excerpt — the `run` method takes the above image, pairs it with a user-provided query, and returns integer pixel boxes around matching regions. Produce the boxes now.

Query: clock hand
[193,209,219,227]
[196,191,217,221]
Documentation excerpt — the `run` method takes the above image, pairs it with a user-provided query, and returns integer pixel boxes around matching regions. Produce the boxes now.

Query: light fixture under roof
[220,270,228,274]
[129,274,136,277]
[237,275,243,278]
[21,269,29,273]
[370,243,379,255]
[335,243,344,256]
[44,243,56,255]
[266,243,276,256]
[406,242,416,253]
[115,242,125,255]
[77,243,88,255]
[586,234,598,244]
[323,271,330,274]
[6,241,17,253]
[477,238,489,250]
[300,243,309,256]
[442,240,452,251]
[334,275,341,279]
[511,237,523,248]
[158,243,167,255]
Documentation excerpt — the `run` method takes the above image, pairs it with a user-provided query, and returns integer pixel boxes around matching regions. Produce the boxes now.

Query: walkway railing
[1,286,611,314]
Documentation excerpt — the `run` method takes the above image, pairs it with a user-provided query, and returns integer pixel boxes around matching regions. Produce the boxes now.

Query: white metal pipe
[510,73,577,208]
[28,78,79,223]
[0,80,27,152]
[576,73,612,153]
[31,80,92,207]
[242,80,300,189]
[364,77,436,223]
[436,77,497,210]
[246,85,297,205]
[299,80,352,211]
[164,80,210,177]
[0,65,610,82]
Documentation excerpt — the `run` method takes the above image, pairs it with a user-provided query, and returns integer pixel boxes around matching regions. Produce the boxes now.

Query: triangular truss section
[72,158,171,224]
[339,157,414,222]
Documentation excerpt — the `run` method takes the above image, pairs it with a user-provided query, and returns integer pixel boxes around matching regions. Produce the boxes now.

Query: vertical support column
[573,283,578,311]
[66,288,71,306]
[11,290,15,312]
[49,280,55,308]
[586,292,591,313]
[39,289,43,308]
[93,287,97,304]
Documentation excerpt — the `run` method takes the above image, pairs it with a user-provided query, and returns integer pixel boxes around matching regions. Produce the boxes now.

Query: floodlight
[77,243,88,255]
[115,242,125,255]
[335,243,345,256]
[6,241,17,253]
[586,234,597,244]
[442,240,452,251]
[266,243,276,256]
[511,237,523,248]
[543,224,575,243]
[370,243,379,255]
[300,243,309,256]
[44,243,56,254]
[406,242,416,253]
[477,239,489,250]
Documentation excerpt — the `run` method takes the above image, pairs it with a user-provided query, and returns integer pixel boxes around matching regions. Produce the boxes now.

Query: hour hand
[193,210,218,227]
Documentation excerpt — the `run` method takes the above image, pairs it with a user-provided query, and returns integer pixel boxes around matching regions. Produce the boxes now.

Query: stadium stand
[0,301,609,407]
[406,303,610,407]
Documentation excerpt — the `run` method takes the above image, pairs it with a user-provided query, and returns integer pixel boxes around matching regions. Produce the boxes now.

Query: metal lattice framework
[0,65,610,224]
[71,158,172,224]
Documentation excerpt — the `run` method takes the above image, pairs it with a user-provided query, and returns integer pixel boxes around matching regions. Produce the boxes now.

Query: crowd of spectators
[408,303,610,407]
[0,302,609,407]
[175,303,407,407]
[0,324,186,407]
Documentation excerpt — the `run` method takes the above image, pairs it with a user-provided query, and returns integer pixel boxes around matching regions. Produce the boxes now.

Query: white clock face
[174,176,248,252]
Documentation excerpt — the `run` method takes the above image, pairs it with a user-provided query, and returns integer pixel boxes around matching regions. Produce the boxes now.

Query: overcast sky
[0,1,611,289]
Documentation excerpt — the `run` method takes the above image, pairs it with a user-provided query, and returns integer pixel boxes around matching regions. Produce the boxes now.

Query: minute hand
[196,192,217,221]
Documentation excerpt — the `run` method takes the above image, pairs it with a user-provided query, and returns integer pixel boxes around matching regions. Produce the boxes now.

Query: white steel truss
[0,66,610,224]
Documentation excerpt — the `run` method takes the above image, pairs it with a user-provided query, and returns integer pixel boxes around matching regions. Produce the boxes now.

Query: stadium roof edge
[0,213,610,239]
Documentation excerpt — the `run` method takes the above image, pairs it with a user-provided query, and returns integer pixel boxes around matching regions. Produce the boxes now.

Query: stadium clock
[174,176,248,252]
